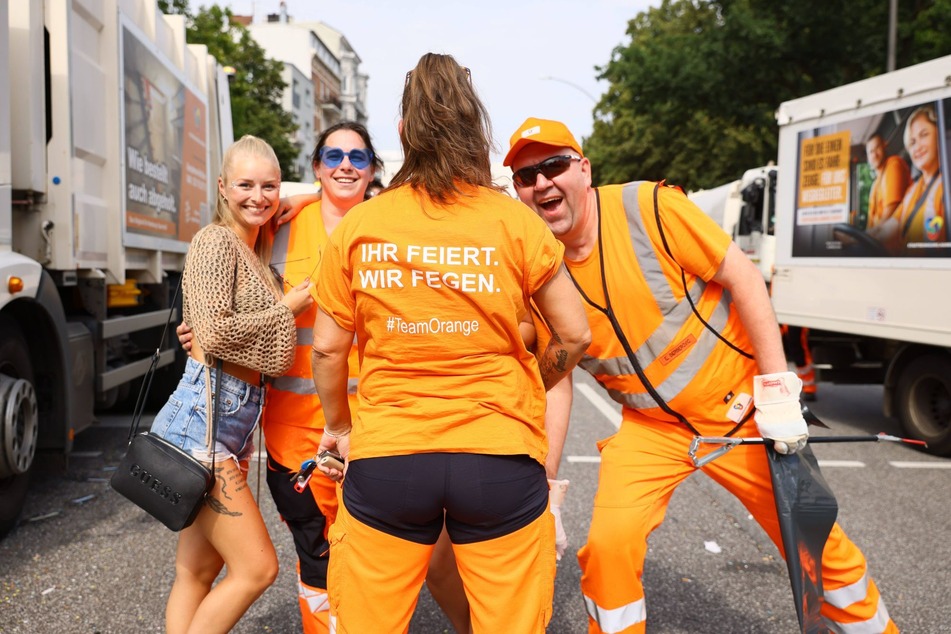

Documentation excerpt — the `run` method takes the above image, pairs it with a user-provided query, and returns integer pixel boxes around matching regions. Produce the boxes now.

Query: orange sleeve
[655,184,731,282]
[315,231,356,332]
[882,156,911,210]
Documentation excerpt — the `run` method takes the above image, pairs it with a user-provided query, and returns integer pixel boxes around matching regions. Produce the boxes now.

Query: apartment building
[246,4,368,181]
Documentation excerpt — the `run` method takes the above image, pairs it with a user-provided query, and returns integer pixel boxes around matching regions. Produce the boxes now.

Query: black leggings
[266,456,330,588]
[342,453,549,545]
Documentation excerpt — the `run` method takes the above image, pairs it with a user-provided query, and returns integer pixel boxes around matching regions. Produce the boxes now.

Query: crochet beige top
[182,224,296,377]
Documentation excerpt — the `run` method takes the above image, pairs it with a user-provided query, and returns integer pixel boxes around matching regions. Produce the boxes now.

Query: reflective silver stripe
[583,593,646,633]
[272,375,318,395]
[580,291,732,409]
[272,222,291,275]
[271,375,360,396]
[622,182,673,313]
[298,579,329,614]
[297,327,314,346]
[589,182,732,407]
[824,571,870,610]
[826,596,891,634]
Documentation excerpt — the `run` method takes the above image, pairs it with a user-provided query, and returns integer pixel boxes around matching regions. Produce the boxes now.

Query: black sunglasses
[511,155,581,188]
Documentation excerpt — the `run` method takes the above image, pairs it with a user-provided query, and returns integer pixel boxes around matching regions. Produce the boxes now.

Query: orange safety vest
[568,182,758,433]
[261,201,360,468]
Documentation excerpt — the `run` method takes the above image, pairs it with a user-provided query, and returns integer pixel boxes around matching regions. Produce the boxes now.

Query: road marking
[576,383,622,429]
[566,457,951,471]
[567,456,601,464]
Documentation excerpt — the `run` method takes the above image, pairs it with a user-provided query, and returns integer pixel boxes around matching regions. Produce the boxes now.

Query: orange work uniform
[867,155,910,229]
[897,173,945,246]
[263,201,359,634]
[567,182,896,634]
[317,184,564,633]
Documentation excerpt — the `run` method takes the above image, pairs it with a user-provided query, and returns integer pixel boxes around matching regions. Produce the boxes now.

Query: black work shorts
[342,452,548,545]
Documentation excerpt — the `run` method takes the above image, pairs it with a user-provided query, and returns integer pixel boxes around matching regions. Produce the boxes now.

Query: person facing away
[505,117,897,634]
[151,134,313,634]
[309,54,590,633]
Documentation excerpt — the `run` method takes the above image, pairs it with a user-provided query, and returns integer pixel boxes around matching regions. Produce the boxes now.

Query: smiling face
[313,129,375,211]
[217,152,281,240]
[905,112,939,178]
[511,143,592,247]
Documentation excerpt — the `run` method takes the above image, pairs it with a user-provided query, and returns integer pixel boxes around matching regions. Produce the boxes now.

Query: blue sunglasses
[318,147,373,170]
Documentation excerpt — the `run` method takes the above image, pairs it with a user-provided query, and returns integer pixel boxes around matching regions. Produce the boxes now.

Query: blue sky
[222,1,653,160]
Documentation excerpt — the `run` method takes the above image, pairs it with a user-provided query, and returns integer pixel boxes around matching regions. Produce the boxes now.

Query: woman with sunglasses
[260,121,384,634]
[311,53,590,632]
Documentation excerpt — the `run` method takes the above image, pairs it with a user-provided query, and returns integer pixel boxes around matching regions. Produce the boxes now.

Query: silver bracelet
[324,427,352,438]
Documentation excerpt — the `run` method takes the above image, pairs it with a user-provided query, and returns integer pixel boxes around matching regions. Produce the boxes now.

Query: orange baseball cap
[503,117,583,166]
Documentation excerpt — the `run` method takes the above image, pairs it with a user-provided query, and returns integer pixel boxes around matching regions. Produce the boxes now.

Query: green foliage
[157,2,301,180]
[587,0,951,191]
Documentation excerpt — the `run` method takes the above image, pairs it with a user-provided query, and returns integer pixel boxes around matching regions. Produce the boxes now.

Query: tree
[587,0,951,191]
[158,2,300,180]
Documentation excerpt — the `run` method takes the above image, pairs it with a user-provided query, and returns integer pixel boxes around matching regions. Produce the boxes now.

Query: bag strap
[203,361,223,473]
[901,173,939,237]
[126,279,182,443]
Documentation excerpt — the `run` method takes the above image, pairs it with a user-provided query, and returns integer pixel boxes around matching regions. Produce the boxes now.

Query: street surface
[1,371,949,633]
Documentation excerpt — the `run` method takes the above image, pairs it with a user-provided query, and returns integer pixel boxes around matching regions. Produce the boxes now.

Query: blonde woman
[151,135,313,633]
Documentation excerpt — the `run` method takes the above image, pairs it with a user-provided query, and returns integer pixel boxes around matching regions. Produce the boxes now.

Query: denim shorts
[149,357,263,466]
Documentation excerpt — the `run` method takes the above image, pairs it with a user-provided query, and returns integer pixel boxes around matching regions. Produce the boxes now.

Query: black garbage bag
[767,445,838,634]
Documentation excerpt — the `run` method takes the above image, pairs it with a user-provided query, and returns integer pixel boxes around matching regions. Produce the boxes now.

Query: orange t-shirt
[317,184,563,464]
[867,155,910,229]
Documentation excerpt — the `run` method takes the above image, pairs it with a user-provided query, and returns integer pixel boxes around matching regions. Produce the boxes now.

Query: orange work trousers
[327,495,556,633]
[299,471,338,634]
[578,413,897,634]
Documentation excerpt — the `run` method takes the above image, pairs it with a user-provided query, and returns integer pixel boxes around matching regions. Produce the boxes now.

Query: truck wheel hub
[0,374,38,478]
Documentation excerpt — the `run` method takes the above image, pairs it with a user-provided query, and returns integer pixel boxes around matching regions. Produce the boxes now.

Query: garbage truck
[0,0,234,535]
[690,55,951,456]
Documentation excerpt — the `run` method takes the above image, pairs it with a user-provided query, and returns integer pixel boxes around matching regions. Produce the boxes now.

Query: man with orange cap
[504,116,897,634]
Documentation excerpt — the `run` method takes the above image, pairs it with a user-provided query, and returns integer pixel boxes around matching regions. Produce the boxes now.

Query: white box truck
[695,56,951,456]
[0,0,234,534]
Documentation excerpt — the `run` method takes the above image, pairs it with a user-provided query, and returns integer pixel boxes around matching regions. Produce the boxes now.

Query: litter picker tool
[688,433,927,468]
[687,417,924,633]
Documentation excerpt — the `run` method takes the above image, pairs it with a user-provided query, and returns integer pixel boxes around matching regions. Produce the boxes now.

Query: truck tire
[895,354,951,456]
[0,317,39,537]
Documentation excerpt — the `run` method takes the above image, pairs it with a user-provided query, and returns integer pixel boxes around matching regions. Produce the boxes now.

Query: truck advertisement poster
[792,98,949,258]
[121,21,209,247]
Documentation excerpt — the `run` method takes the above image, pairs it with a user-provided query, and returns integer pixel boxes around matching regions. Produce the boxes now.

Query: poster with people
[791,98,949,257]
[121,19,209,248]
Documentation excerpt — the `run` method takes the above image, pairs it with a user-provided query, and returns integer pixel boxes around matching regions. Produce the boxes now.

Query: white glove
[753,371,809,454]
[548,479,570,561]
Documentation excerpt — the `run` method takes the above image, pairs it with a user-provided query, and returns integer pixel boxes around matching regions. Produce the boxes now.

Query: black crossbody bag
[110,282,222,531]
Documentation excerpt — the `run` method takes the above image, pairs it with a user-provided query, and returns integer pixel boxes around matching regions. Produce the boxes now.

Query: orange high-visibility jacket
[262,201,360,468]
[565,181,759,433]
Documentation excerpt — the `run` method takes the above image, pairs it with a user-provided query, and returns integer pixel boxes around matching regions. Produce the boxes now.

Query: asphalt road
[1,373,949,633]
